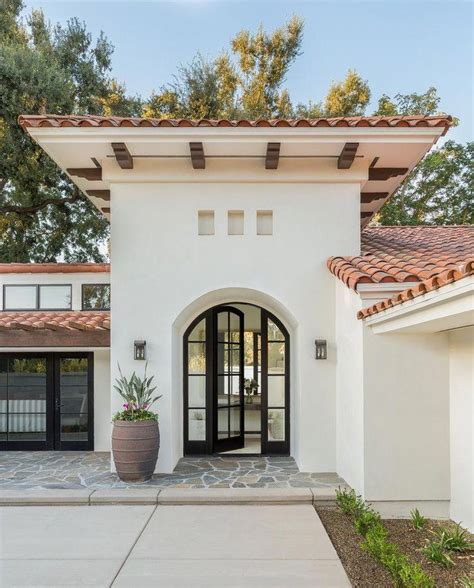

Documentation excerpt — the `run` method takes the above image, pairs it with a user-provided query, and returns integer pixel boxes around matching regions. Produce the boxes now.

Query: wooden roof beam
[190,142,205,169]
[338,142,359,169]
[86,190,110,201]
[111,143,133,169]
[67,167,102,181]
[265,143,280,169]
[360,192,389,204]
[368,167,409,181]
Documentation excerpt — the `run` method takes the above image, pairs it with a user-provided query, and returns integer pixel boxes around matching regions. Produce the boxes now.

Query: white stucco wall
[110,181,360,472]
[335,280,365,492]
[94,349,111,452]
[363,329,450,501]
[449,327,474,532]
[335,284,451,505]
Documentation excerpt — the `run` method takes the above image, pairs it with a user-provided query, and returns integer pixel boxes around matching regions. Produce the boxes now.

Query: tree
[0,1,138,262]
[376,141,473,225]
[144,16,304,120]
[374,87,441,117]
[373,87,470,226]
[323,69,371,117]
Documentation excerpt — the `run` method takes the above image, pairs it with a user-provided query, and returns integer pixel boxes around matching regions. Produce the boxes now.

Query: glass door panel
[213,307,244,453]
[0,356,51,449]
[55,354,93,450]
[184,316,209,452]
[261,311,289,454]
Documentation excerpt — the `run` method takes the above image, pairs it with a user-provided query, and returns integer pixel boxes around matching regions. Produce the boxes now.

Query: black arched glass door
[183,304,289,455]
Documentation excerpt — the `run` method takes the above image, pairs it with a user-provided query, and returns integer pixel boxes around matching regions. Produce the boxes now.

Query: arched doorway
[183,303,289,455]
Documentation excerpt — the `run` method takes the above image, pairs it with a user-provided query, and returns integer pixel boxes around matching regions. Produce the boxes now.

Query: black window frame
[3,284,72,311]
[81,283,111,311]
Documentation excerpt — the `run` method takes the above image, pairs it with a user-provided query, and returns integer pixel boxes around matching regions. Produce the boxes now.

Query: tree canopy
[0,7,470,262]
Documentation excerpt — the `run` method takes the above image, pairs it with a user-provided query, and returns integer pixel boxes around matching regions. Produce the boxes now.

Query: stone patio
[0,452,346,490]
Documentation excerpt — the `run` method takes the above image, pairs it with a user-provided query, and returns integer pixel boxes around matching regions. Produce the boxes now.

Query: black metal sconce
[134,340,146,360]
[315,339,327,360]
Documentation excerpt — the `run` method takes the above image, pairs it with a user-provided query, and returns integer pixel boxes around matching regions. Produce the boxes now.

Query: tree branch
[0,191,83,214]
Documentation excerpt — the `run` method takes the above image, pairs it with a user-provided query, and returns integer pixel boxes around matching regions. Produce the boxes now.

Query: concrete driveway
[0,504,350,587]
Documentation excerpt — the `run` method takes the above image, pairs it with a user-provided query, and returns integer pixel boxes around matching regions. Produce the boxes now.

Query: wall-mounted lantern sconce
[315,339,327,360]
[134,340,146,360]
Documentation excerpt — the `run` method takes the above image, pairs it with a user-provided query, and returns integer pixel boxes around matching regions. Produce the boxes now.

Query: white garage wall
[449,327,474,532]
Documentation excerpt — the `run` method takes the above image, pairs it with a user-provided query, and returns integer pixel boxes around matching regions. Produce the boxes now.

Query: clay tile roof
[327,226,474,290]
[18,114,453,133]
[0,311,110,331]
[0,311,110,347]
[357,260,474,319]
[0,263,109,274]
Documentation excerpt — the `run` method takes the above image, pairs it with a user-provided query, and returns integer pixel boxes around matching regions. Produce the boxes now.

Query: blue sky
[23,0,473,142]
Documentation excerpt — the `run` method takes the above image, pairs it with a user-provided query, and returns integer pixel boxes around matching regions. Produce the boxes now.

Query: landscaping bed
[317,505,473,587]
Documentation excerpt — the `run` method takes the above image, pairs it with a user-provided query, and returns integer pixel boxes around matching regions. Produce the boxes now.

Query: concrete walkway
[0,504,351,587]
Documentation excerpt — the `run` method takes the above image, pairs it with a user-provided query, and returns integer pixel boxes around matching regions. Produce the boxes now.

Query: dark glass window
[82,284,110,310]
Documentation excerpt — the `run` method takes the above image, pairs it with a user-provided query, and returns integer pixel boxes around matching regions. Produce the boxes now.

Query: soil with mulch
[317,506,474,587]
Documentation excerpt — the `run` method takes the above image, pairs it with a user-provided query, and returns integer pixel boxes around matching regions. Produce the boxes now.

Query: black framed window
[82,284,111,310]
[39,285,71,310]
[3,285,37,310]
[3,284,71,310]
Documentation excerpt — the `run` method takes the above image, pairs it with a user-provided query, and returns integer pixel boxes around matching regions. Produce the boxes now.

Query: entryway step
[0,487,343,506]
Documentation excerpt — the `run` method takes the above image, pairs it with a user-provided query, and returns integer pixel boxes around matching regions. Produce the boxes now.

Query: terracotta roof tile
[0,311,110,331]
[357,260,474,319]
[0,263,109,274]
[18,114,452,133]
[327,226,474,290]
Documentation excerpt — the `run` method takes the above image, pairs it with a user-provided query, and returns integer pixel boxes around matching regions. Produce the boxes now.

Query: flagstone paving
[0,452,345,490]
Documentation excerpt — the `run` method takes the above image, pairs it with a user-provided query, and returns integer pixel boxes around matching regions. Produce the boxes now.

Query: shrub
[434,523,473,553]
[422,539,454,568]
[354,509,381,537]
[337,490,435,587]
[411,508,427,530]
[335,487,362,516]
[398,559,435,588]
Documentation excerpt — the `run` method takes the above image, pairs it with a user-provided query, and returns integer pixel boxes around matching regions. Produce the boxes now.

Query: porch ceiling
[19,114,452,227]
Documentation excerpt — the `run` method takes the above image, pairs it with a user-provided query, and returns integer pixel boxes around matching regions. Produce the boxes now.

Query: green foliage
[144,17,304,120]
[335,487,365,516]
[411,508,428,530]
[377,141,474,226]
[433,523,473,553]
[374,87,441,117]
[112,409,157,422]
[112,362,162,422]
[422,539,454,568]
[324,69,371,117]
[355,508,381,537]
[336,488,434,587]
[0,0,139,262]
[460,576,474,588]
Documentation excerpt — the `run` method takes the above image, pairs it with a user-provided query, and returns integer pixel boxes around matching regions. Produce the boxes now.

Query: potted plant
[112,363,162,482]
[244,378,259,404]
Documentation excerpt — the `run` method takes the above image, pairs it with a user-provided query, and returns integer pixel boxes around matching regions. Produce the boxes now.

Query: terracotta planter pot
[112,420,160,482]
